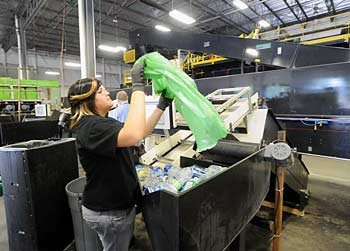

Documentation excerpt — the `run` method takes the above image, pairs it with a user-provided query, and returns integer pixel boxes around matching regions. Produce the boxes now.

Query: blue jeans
[82,205,136,251]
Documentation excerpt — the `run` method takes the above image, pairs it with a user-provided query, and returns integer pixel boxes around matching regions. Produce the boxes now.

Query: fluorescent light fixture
[45,71,60,76]
[169,9,196,25]
[96,74,102,78]
[233,0,248,10]
[155,25,171,32]
[98,44,126,53]
[64,62,81,67]
[246,48,259,57]
[258,20,270,28]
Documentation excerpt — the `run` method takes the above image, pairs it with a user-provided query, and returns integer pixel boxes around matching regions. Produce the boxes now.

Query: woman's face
[94,85,113,115]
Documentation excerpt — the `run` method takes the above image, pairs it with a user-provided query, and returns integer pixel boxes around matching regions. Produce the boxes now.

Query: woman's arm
[117,63,147,147]
[117,90,146,147]
[143,92,173,137]
[144,108,164,137]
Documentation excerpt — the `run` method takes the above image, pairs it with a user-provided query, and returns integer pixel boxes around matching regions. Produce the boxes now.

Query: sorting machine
[139,87,309,250]
[128,28,350,159]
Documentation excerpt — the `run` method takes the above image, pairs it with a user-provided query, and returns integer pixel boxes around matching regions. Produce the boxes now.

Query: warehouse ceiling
[0,0,350,58]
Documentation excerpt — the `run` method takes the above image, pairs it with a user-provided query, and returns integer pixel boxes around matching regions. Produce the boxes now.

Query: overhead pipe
[78,0,96,78]
[15,15,25,80]
[22,30,29,79]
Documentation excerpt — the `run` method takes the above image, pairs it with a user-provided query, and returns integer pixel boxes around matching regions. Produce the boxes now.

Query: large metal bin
[0,120,59,146]
[142,149,271,251]
[0,138,79,251]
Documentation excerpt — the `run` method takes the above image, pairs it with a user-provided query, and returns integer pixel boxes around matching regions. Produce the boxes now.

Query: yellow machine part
[123,49,136,64]
[123,70,132,85]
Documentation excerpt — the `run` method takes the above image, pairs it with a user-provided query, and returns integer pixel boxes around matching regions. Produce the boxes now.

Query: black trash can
[0,138,78,251]
[66,176,103,251]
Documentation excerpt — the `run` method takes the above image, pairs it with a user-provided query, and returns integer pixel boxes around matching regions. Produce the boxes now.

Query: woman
[68,62,172,251]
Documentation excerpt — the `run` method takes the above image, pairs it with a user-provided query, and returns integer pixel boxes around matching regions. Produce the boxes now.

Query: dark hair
[68,78,102,127]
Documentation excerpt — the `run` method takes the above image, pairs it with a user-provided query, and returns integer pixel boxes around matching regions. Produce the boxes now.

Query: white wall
[0,48,131,97]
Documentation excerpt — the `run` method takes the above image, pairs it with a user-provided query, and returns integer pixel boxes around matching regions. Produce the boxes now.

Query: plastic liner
[135,52,227,152]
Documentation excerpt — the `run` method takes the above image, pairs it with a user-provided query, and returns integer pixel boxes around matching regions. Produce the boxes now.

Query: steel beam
[282,0,301,22]
[260,1,286,26]
[219,0,255,23]
[1,0,47,52]
[103,0,186,31]
[139,0,249,33]
[22,0,47,31]
[330,0,336,15]
[183,0,249,33]
[295,0,309,21]
[325,0,336,15]
[39,9,131,36]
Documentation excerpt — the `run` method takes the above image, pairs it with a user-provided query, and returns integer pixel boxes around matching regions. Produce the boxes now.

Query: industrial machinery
[128,28,350,159]
[140,87,309,250]
[0,77,60,116]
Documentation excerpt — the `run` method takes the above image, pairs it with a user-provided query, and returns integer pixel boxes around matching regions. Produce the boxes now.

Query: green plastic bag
[135,52,227,152]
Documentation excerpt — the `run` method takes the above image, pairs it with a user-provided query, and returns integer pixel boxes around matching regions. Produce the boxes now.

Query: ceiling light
[169,9,196,25]
[64,62,81,67]
[246,48,259,57]
[96,74,102,78]
[45,71,60,76]
[155,25,171,32]
[233,0,248,10]
[258,20,270,28]
[98,44,126,53]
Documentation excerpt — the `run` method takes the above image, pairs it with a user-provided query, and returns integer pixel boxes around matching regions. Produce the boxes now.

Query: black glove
[131,63,146,92]
[157,91,173,111]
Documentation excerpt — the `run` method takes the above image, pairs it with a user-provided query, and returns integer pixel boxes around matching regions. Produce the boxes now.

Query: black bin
[0,120,59,146]
[0,138,79,251]
[142,149,271,251]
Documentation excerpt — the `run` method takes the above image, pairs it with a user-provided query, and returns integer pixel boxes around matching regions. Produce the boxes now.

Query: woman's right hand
[131,62,146,92]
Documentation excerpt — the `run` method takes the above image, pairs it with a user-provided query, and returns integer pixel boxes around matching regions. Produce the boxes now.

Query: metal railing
[258,12,350,43]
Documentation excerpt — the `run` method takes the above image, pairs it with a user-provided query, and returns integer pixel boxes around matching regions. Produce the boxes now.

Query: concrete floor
[0,155,349,251]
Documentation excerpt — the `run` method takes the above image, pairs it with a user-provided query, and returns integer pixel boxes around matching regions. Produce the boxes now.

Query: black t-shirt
[76,115,140,211]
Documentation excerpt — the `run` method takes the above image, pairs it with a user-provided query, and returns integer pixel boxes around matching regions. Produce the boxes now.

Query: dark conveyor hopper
[142,149,271,251]
[141,110,309,251]
[202,110,309,210]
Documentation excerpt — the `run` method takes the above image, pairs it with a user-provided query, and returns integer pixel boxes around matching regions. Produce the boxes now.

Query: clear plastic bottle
[182,177,200,191]
[191,166,208,182]
[160,182,178,193]
[167,166,193,192]
[137,166,152,182]
[151,166,164,179]
[167,166,182,178]
[205,164,224,178]
[143,176,159,194]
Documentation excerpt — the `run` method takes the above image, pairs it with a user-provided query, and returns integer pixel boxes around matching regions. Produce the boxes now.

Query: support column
[119,61,123,88]
[78,0,96,78]
[33,48,38,79]
[15,15,25,80]
[4,51,8,77]
[102,58,105,84]
[177,49,182,69]
[22,30,29,79]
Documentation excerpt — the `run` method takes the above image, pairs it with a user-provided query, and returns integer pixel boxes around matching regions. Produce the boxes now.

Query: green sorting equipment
[0,86,11,100]
[0,78,59,101]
